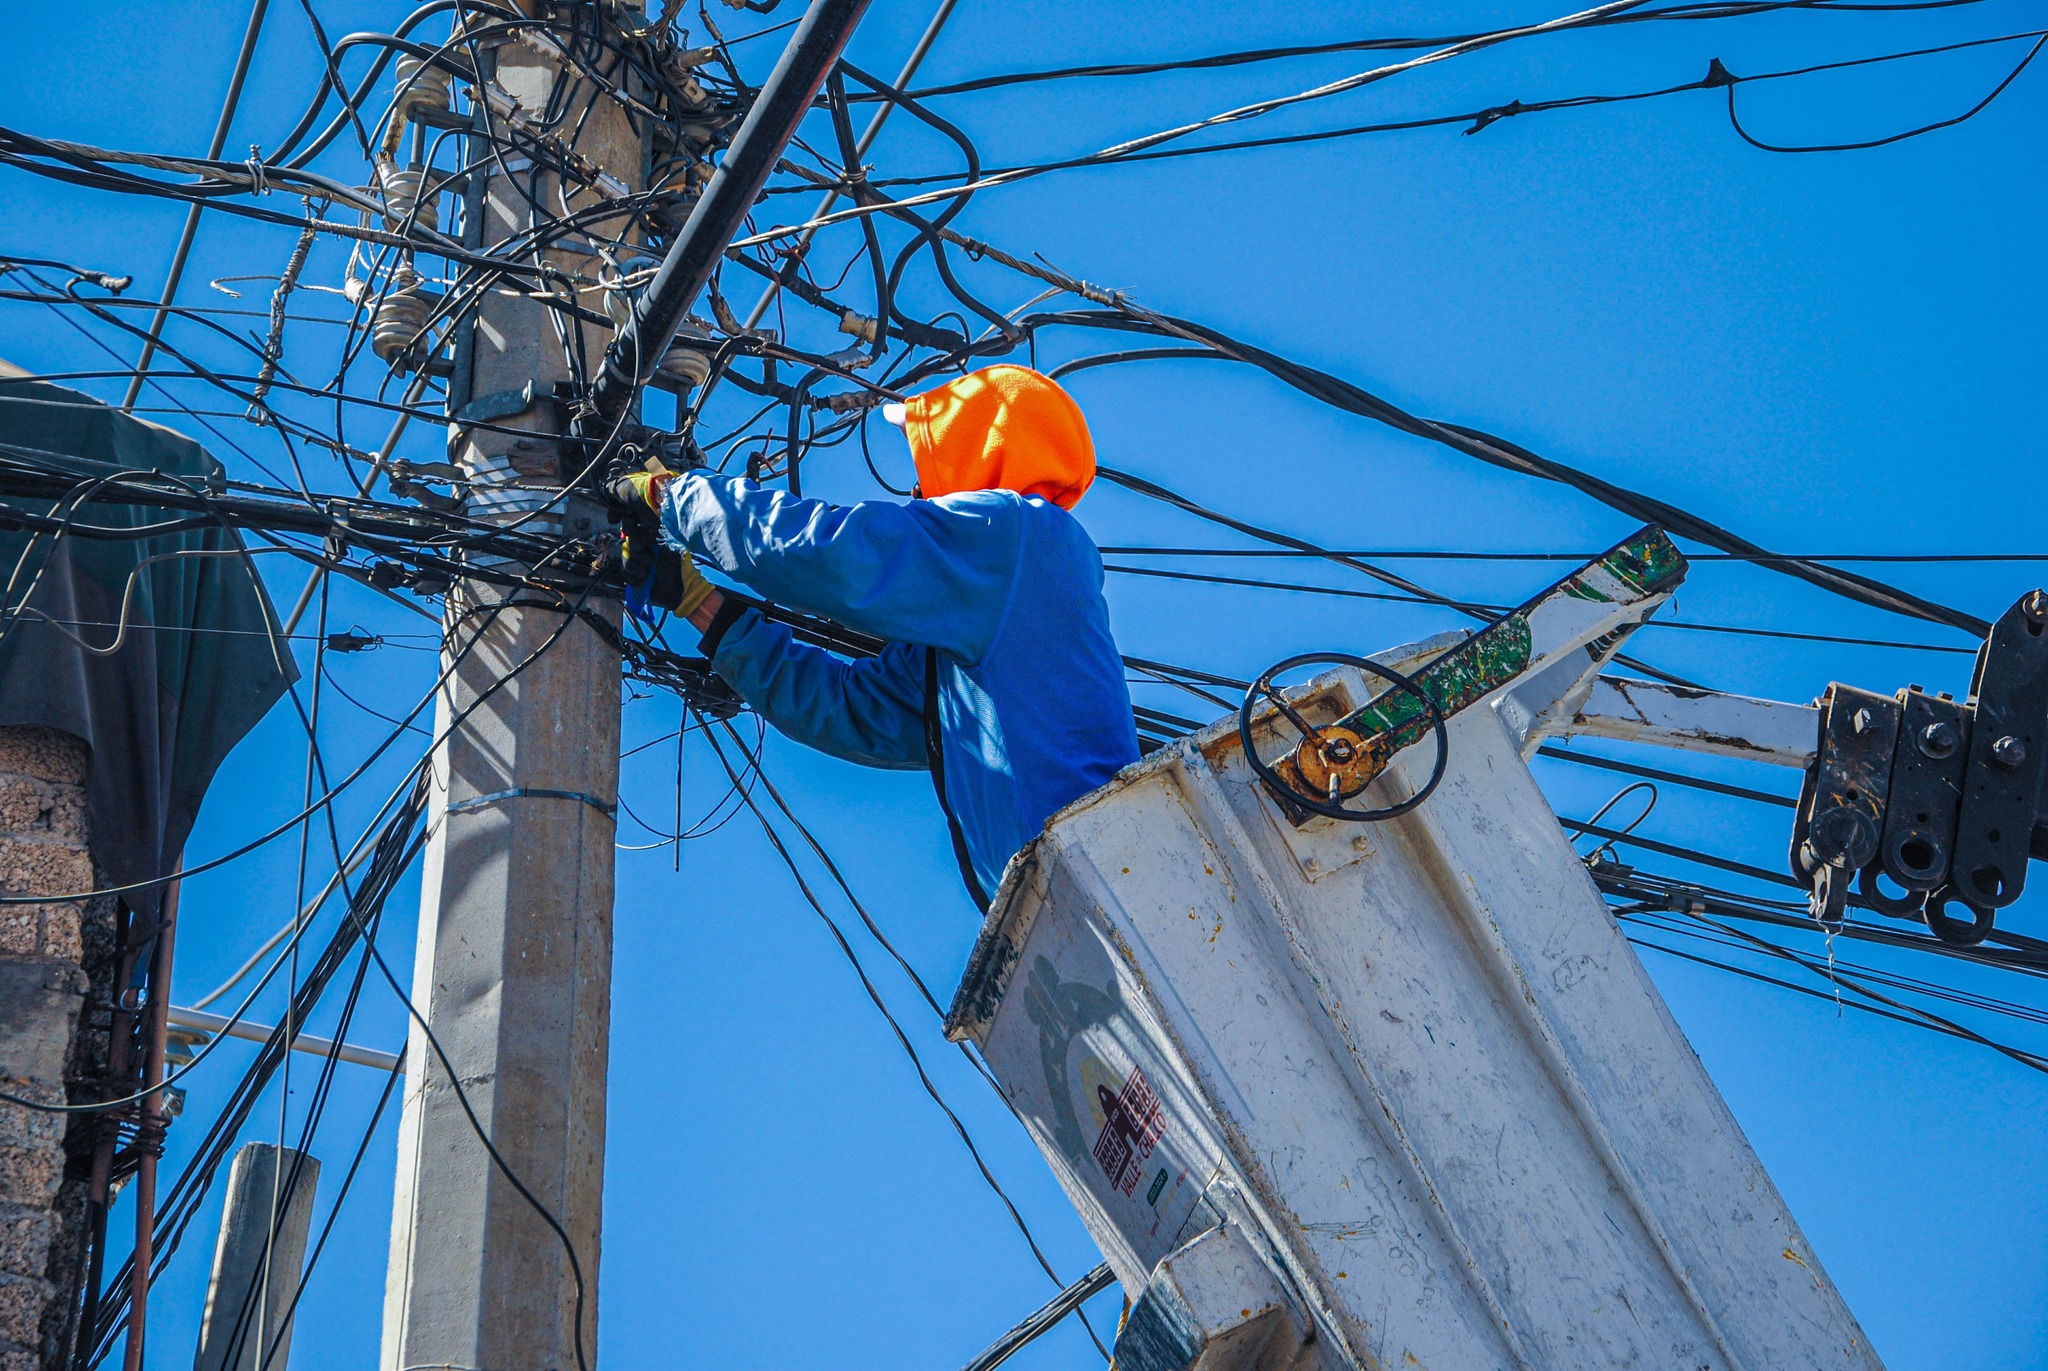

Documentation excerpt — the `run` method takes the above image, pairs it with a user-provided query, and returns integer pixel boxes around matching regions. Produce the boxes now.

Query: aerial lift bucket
[945,529,1881,1371]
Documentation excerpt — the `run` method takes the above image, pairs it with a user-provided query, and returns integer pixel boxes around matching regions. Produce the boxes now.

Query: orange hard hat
[892,366,1095,509]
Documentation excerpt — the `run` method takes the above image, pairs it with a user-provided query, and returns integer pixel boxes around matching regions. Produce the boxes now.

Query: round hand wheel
[1237,652,1449,823]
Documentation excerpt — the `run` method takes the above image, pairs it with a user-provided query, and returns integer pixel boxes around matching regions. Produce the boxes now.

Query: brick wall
[0,728,116,1371]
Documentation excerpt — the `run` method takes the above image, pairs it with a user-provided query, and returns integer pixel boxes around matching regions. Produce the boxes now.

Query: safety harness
[924,646,992,909]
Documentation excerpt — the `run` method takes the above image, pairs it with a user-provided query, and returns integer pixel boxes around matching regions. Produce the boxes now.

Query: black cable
[1591,862,2048,969]
[1102,561,1978,655]
[1041,311,1987,636]
[1628,935,2048,1069]
[832,60,1020,347]
[873,1,1997,100]
[84,778,428,1361]
[701,724,1113,1361]
[724,722,947,1019]
[1564,814,1797,886]
[1534,744,1797,809]
[1725,31,2046,152]
[959,1264,1119,1371]
[1098,544,2048,564]
[1628,903,2048,1074]
[1092,463,1702,689]
[825,72,890,367]
[1622,908,2048,1026]
[872,27,2043,189]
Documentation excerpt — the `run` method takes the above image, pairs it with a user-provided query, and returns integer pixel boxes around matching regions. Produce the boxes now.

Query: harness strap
[925,645,992,909]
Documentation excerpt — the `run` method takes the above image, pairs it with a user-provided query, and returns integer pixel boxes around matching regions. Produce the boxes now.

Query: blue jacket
[660,471,1139,900]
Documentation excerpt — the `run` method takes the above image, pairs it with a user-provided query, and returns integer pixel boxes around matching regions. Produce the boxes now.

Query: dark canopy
[0,376,297,922]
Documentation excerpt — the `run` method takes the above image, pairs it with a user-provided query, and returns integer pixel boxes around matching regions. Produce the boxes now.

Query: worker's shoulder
[924,488,1022,516]
[926,490,1088,537]
[919,492,1098,570]
[917,488,1036,536]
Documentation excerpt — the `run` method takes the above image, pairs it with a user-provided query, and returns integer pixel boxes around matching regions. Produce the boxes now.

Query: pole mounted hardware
[580,0,874,456]
[1790,589,2048,943]
[1242,526,1688,825]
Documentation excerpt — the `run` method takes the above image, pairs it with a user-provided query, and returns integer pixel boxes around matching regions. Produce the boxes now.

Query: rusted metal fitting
[1292,726,1372,800]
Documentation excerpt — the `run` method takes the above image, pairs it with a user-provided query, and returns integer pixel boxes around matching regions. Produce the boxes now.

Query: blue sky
[3,2,2045,1368]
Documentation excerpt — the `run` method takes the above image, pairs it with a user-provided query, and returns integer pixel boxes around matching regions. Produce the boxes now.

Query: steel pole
[120,875,179,1371]
[585,0,872,431]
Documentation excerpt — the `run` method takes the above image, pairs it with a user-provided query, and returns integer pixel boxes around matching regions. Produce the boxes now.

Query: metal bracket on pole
[580,0,873,445]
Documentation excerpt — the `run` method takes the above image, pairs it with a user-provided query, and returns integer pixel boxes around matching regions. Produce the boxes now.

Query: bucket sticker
[1091,1064,1165,1196]
[1021,953,1201,1258]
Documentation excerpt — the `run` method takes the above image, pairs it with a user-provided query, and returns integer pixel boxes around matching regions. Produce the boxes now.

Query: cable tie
[1465,100,1527,135]
[325,629,381,654]
[245,144,272,196]
[444,787,617,820]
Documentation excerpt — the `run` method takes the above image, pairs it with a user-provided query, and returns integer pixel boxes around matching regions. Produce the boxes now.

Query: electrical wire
[4,1,2042,1358]
[702,723,1113,1360]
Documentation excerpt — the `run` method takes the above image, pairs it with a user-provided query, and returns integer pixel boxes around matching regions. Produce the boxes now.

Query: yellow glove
[606,469,672,512]
[621,535,713,621]
[666,547,715,619]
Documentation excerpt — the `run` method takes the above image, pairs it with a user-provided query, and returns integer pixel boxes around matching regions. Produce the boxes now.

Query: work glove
[609,466,668,594]
[621,532,714,624]
[605,468,671,513]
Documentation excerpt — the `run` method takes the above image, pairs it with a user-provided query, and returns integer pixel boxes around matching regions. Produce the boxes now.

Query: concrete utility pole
[383,4,870,1366]
[193,1143,319,1371]
[379,11,638,1371]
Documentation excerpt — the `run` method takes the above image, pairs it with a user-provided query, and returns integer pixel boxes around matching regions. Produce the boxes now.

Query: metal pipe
[123,874,180,1371]
[584,0,873,432]
[75,902,137,1371]
[121,0,273,411]
[959,1263,1116,1371]
[167,1005,403,1074]
[742,0,959,331]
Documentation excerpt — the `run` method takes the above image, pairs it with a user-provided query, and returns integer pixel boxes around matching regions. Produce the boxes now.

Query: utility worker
[612,365,1138,906]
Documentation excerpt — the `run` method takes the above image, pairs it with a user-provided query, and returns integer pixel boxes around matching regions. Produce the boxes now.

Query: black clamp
[1792,589,2048,944]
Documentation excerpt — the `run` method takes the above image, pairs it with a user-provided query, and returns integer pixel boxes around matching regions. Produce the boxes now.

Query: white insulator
[371,272,432,364]
[657,317,716,392]
[658,342,713,392]
[393,56,453,119]
[376,164,440,235]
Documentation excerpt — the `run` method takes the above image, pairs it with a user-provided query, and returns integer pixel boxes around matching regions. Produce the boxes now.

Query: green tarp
[0,377,297,920]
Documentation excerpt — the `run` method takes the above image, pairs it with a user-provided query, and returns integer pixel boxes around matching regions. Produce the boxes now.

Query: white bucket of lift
[946,645,1881,1371]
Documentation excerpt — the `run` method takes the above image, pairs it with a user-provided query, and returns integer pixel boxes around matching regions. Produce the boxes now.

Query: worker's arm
[660,470,1018,663]
[699,606,928,769]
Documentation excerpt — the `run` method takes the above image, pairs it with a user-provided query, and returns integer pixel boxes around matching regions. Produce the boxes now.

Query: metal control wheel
[1238,652,1449,823]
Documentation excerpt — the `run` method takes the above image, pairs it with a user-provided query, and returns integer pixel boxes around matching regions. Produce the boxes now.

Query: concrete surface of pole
[192,1143,320,1371]
[378,10,637,1371]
